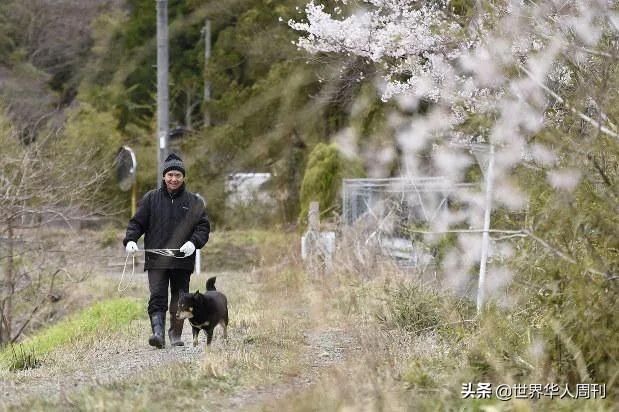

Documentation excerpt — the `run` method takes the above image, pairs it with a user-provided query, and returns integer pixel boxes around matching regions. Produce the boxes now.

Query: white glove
[179,241,196,257]
[125,241,138,255]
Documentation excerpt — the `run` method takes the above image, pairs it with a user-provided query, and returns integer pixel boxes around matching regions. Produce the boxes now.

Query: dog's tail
[206,276,217,291]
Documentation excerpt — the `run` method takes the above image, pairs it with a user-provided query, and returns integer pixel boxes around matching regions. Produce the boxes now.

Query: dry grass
[1,228,614,411]
[249,270,613,412]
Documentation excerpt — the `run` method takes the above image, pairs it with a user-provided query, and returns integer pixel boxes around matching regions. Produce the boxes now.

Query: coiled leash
[118,249,185,292]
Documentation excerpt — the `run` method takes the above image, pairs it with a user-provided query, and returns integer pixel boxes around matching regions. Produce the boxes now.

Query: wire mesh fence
[342,177,479,267]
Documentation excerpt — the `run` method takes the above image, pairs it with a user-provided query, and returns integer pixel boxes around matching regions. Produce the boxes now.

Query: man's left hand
[180,241,196,257]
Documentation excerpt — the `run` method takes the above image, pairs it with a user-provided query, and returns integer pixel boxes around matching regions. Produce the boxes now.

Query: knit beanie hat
[162,153,186,176]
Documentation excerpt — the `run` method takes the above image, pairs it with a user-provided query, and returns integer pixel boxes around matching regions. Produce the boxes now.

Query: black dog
[177,277,229,346]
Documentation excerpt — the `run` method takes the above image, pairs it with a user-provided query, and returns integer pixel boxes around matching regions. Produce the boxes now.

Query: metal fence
[343,177,477,225]
[342,177,478,265]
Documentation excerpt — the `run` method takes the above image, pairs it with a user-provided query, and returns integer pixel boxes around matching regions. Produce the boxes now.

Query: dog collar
[189,320,210,328]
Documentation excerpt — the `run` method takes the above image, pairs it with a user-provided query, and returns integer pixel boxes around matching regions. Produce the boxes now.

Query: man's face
[164,170,184,191]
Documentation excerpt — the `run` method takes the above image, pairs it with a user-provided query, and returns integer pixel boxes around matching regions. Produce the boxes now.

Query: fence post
[302,201,336,275]
[195,193,207,277]
[303,201,320,275]
[196,249,201,276]
[308,201,320,232]
[307,201,320,274]
[476,144,495,313]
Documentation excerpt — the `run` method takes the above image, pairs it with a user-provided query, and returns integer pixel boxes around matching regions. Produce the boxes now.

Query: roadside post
[301,201,335,275]
[195,194,207,276]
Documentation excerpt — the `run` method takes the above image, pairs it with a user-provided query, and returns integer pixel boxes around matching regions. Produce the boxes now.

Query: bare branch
[519,64,619,140]
[523,229,611,279]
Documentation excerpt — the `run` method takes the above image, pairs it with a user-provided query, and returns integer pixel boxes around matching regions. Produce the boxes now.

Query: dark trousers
[147,269,191,315]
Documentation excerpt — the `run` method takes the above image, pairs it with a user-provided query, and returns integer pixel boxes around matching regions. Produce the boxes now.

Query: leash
[117,248,185,292]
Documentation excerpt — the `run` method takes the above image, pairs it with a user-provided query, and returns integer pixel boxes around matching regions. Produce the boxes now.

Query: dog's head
[176,290,201,320]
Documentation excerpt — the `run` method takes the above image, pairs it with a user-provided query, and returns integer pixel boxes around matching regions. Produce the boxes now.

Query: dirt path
[0,326,201,406]
[0,327,357,408]
[0,270,359,410]
[226,327,359,410]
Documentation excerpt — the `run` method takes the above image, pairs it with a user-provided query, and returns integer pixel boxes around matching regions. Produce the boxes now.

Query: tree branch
[519,64,619,139]
[523,229,611,279]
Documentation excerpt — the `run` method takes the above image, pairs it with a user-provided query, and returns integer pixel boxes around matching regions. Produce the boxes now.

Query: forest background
[0,0,374,227]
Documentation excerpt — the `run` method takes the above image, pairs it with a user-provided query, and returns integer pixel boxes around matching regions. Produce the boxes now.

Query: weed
[380,282,445,333]
[402,360,436,389]
[8,345,40,371]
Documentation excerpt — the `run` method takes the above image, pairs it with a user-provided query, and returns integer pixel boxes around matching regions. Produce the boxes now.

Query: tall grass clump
[378,281,475,335]
[7,344,40,371]
[383,283,444,332]
[0,297,142,370]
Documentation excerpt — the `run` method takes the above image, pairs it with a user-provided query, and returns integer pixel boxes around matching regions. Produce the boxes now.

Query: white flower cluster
[290,0,614,127]
[289,0,453,101]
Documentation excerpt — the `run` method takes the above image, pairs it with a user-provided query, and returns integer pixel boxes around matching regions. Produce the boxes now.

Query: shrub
[298,143,364,228]
[99,224,121,248]
[379,283,446,333]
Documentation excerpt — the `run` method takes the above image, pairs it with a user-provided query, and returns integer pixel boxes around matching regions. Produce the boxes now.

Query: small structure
[225,173,274,207]
[341,144,513,314]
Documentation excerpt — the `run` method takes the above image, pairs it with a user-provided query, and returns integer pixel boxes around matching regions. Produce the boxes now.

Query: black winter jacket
[123,184,210,271]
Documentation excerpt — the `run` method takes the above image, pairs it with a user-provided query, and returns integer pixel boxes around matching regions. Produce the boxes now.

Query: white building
[225,173,274,207]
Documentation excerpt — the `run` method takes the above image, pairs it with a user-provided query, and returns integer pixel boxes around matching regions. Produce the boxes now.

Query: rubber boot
[148,312,166,349]
[168,312,185,346]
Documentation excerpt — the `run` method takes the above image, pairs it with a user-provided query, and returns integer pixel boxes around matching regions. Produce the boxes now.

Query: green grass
[5,345,40,371]
[1,297,143,370]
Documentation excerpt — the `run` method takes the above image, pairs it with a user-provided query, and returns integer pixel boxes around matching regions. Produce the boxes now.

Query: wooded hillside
[0,0,381,225]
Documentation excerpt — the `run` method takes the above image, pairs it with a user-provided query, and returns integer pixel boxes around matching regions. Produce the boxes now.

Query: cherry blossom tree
[289,0,462,101]
[290,0,619,386]
[289,0,617,137]
[290,0,618,301]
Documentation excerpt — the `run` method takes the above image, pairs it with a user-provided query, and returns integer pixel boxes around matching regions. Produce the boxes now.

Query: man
[123,153,210,349]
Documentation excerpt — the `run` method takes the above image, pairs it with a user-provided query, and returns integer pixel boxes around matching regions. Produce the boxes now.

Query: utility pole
[156,0,169,188]
[202,19,211,127]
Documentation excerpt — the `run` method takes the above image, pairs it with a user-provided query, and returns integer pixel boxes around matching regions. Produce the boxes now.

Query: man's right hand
[125,241,139,255]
